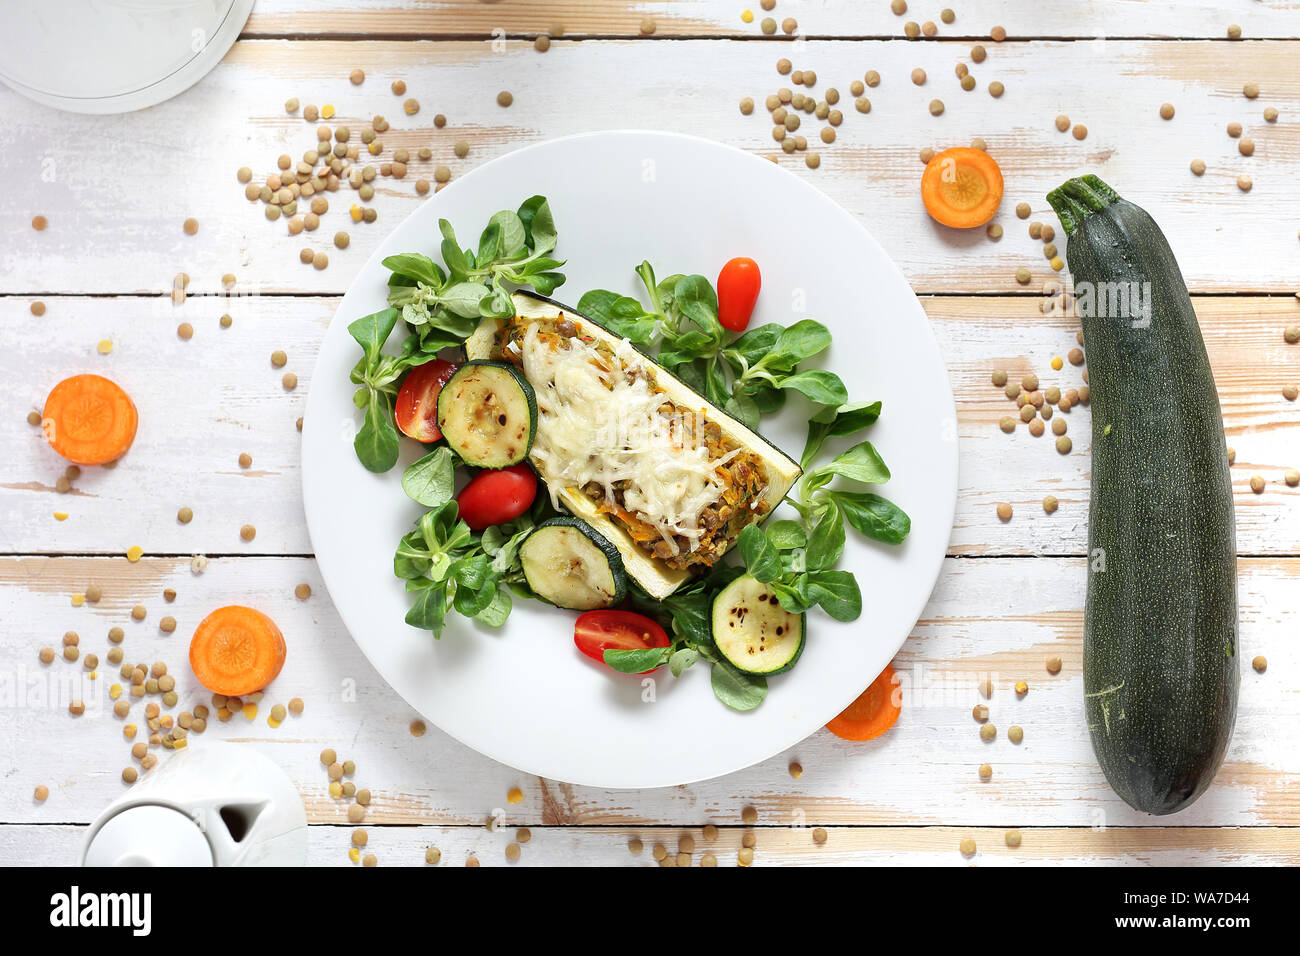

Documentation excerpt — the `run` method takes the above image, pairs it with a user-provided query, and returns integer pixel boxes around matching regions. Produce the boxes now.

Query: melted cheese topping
[519,323,737,553]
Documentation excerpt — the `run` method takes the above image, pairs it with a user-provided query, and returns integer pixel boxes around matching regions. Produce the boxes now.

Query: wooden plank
[4,823,1297,866]
[6,296,1299,557]
[3,555,1294,827]
[1,296,324,557]
[938,295,1300,556]
[2,39,1299,296]
[242,1,1300,41]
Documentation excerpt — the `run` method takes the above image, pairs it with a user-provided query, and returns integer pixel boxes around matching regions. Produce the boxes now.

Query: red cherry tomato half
[717,257,762,333]
[395,359,458,442]
[574,610,671,673]
[455,464,537,531]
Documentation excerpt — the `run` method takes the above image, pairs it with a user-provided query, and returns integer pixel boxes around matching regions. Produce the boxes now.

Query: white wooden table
[3,0,1298,867]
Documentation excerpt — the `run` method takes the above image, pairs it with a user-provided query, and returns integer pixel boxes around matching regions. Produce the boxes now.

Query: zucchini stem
[1046,174,1121,236]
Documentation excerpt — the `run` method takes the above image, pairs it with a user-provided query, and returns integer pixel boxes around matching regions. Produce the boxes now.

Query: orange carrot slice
[921,147,1004,228]
[826,664,902,741]
[189,606,287,696]
[42,374,138,465]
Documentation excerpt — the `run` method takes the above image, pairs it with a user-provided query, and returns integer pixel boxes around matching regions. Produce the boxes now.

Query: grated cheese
[519,323,736,553]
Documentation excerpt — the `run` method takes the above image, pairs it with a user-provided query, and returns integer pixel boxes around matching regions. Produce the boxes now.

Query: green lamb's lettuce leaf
[401,447,456,507]
[710,660,768,711]
[825,491,911,545]
[737,524,782,583]
[603,646,672,674]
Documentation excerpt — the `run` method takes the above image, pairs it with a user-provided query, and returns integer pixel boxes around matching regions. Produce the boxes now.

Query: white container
[81,742,307,867]
[0,0,255,114]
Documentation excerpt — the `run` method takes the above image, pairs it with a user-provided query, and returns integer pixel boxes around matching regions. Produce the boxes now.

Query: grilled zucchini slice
[435,361,537,468]
[712,575,805,676]
[519,517,628,610]
[465,291,802,599]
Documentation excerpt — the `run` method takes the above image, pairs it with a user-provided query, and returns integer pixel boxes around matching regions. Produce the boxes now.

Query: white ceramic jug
[80,741,307,867]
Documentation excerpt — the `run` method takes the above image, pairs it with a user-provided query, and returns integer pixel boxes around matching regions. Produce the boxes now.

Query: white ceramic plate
[303,131,957,788]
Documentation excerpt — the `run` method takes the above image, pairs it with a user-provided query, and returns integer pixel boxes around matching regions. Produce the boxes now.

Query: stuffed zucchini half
[466,291,802,599]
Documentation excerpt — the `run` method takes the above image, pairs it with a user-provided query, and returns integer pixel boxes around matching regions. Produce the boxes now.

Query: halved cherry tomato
[455,464,537,531]
[574,610,670,673]
[717,257,762,333]
[395,358,458,442]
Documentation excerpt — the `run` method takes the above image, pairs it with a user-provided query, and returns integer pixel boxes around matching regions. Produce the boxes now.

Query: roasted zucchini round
[435,360,537,468]
[712,574,805,676]
[520,517,628,610]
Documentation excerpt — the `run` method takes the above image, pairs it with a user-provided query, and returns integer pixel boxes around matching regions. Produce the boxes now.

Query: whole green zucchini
[1047,176,1238,815]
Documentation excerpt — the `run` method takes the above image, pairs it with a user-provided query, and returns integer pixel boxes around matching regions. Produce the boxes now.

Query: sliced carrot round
[920,147,1004,228]
[42,374,138,465]
[826,664,902,741]
[189,606,287,696]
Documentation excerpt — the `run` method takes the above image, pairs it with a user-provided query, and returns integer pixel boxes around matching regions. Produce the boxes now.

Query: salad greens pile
[393,458,555,638]
[578,262,849,430]
[349,196,564,473]
[345,196,910,712]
